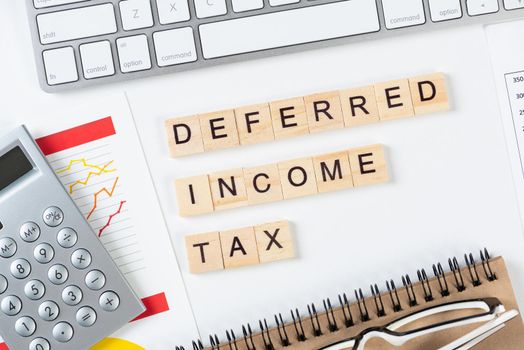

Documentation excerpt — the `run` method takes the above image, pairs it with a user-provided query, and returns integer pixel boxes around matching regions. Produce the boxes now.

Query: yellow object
[91,338,144,350]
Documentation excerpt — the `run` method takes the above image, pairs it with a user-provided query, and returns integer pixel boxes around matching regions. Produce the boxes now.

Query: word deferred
[166,73,449,157]
[175,144,389,217]
[186,221,294,273]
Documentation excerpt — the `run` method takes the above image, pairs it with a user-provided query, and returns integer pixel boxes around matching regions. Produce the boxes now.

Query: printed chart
[504,72,524,181]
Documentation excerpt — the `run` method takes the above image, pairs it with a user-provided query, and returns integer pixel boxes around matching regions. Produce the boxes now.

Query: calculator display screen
[0,146,33,192]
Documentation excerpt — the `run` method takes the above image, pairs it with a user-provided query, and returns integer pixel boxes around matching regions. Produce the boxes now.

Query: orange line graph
[87,177,119,220]
[69,161,116,194]
[98,201,126,237]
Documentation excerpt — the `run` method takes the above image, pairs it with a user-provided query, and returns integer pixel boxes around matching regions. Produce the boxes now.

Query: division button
[99,291,120,311]
[62,285,83,306]
[76,306,97,327]
[38,301,60,321]
[19,222,41,242]
[43,206,64,227]
[53,322,74,343]
[71,249,92,270]
[57,228,78,248]
[1,295,22,316]
[24,280,46,300]
[0,275,8,294]
[34,243,55,264]
[10,259,31,279]
[85,270,106,291]
[0,237,17,258]
[15,316,36,337]
[29,338,50,350]
[48,264,68,285]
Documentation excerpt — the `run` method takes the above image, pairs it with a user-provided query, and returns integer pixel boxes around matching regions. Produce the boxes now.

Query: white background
[2,2,524,348]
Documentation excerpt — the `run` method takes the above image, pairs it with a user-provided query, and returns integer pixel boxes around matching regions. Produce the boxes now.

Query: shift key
[36,4,117,45]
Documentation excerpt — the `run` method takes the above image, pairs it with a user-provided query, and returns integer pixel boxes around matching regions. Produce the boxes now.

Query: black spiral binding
[179,249,497,350]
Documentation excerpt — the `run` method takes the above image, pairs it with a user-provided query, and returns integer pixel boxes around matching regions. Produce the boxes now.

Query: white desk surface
[3,2,524,346]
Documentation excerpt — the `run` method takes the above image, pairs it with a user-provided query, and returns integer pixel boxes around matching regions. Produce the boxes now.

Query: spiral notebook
[184,250,524,350]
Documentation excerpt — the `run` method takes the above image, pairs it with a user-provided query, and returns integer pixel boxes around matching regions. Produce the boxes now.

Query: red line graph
[87,177,119,220]
[98,201,126,237]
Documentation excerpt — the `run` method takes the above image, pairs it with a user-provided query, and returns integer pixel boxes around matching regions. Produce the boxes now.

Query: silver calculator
[0,126,145,350]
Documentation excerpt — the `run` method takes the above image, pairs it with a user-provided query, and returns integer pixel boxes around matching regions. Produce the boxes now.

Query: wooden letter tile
[174,175,214,217]
[235,103,275,145]
[254,221,295,263]
[185,232,224,273]
[220,226,259,269]
[165,116,204,157]
[374,79,415,121]
[278,157,318,199]
[313,151,354,193]
[340,85,381,127]
[304,91,345,133]
[209,168,248,210]
[409,73,450,115]
[244,164,283,205]
[270,97,310,139]
[199,110,240,151]
[347,144,389,187]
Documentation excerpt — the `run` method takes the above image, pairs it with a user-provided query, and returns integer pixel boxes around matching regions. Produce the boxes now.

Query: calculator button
[85,270,105,291]
[15,316,36,337]
[30,338,50,350]
[53,322,74,343]
[71,249,91,270]
[19,222,41,243]
[43,206,64,227]
[24,280,45,300]
[1,295,22,316]
[57,228,77,248]
[76,306,97,327]
[0,275,8,294]
[11,259,31,279]
[38,301,59,321]
[34,243,55,264]
[48,264,68,285]
[62,285,82,306]
[99,291,120,311]
[0,237,17,258]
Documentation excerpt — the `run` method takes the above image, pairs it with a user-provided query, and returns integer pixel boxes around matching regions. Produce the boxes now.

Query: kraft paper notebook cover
[183,250,524,350]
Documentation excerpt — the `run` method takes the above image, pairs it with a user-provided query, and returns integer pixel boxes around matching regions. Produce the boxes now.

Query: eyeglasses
[320,298,518,350]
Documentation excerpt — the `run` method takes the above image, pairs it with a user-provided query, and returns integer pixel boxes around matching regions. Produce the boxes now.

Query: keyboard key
[53,322,74,343]
[157,0,190,24]
[33,0,88,9]
[34,243,55,264]
[99,291,120,311]
[0,275,7,294]
[42,47,78,86]
[194,0,227,18]
[269,0,299,6]
[1,296,22,316]
[29,338,50,350]
[57,227,78,248]
[382,0,426,29]
[85,270,106,290]
[24,280,45,300]
[117,35,152,73]
[0,237,17,258]
[48,264,68,285]
[76,306,97,327]
[504,0,524,10]
[10,259,31,279]
[200,0,380,59]
[36,3,117,45]
[429,0,462,22]
[19,222,41,242]
[43,206,64,227]
[15,316,36,337]
[467,0,499,15]
[80,41,115,79]
[71,249,92,270]
[62,285,82,306]
[120,0,154,30]
[38,301,59,321]
[232,0,264,12]
[153,27,197,67]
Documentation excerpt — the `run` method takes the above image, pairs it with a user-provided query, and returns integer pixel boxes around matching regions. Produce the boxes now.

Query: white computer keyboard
[26,0,524,92]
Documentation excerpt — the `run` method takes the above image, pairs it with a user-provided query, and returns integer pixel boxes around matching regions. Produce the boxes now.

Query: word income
[186,221,294,274]
[166,73,449,157]
[175,144,388,217]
